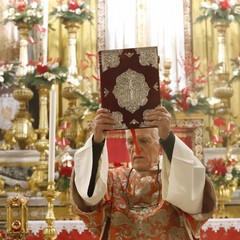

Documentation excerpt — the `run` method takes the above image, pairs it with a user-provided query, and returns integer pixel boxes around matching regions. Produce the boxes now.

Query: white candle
[42,0,49,65]
[48,85,56,182]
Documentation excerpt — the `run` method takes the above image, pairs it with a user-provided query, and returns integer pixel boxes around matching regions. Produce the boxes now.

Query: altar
[0,219,238,240]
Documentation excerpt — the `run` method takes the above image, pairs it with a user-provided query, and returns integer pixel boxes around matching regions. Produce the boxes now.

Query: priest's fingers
[144,106,172,139]
[92,108,115,143]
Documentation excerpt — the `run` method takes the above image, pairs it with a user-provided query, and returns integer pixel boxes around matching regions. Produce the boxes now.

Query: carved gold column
[62,21,82,147]
[213,22,233,115]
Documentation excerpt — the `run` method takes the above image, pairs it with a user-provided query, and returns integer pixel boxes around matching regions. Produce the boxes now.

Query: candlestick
[42,0,49,65]
[48,85,56,182]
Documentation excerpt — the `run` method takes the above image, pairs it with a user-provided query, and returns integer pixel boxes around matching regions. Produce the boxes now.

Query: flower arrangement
[196,0,240,25]
[161,54,211,114]
[3,0,43,26]
[207,116,238,147]
[0,63,16,89]
[55,155,74,192]
[50,0,94,24]
[19,58,68,88]
[205,157,240,188]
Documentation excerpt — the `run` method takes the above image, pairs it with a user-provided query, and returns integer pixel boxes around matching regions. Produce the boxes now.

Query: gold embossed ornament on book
[99,47,161,130]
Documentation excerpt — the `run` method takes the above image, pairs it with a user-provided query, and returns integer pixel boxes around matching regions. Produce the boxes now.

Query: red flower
[213,117,227,127]
[223,122,236,134]
[17,3,26,12]
[37,64,49,74]
[59,161,74,177]
[211,135,223,144]
[177,101,190,111]
[68,1,79,10]
[56,137,70,149]
[59,121,70,131]
[219,0,230,10]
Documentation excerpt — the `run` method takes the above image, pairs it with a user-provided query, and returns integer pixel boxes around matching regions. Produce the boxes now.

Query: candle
[48,85,56,182]
[42,0,49,65]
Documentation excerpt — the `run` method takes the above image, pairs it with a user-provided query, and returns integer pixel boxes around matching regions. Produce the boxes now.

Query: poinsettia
[205,157,240,188]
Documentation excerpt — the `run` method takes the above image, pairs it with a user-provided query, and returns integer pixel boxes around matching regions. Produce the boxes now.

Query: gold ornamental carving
[112,68,150,113]
[9,85,37,150]
[213,179,238,218]
[6,184,28,240]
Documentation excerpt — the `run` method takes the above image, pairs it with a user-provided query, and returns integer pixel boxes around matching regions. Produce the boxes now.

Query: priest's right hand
[92,108,115,143]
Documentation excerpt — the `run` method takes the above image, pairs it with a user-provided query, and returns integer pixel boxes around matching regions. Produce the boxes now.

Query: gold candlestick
[42,182,60,240]
[29,86,50,193]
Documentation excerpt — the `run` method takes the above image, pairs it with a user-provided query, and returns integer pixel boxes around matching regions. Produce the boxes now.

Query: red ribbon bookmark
[130,128,140,155]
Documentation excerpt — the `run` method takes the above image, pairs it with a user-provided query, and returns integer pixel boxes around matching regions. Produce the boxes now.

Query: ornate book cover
[99,46,161,130]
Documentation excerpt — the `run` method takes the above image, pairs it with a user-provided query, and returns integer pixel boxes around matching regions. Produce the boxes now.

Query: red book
[99,46,161,130]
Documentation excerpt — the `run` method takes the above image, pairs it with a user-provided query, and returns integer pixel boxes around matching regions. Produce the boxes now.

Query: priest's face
[126,128,160,171]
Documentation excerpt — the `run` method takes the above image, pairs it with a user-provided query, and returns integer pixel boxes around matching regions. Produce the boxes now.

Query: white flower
[54,171,60,180]
[27,9,36,17]
[31,1,38,9]
[75,8,82,15]
[67,75,80,86]
[8,7,15,15]
[61,4,69,12]
[36,11,42,18]
[190,98,199,106]
[26,65,35,74]
[0,76,4,83]
[43,72,56,81]
[55,6,60,12]
[50,62,59,70]
[211,3,219,11]
[201,2,210,8]
[225,173,233,181]
[228,15,235,21]
[233,68,240,76]
[229,0,236,7]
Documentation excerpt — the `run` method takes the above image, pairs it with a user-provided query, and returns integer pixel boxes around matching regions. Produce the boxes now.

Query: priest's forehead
[125,128,158,140]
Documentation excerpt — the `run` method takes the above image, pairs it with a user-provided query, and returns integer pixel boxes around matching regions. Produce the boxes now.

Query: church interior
[0,0,240,239]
